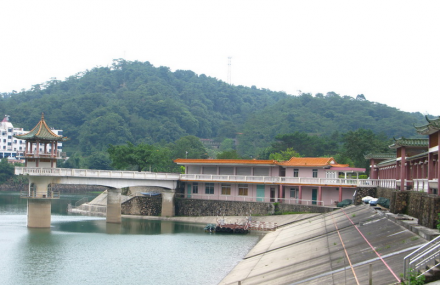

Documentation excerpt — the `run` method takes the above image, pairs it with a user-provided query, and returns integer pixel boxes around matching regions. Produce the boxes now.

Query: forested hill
[0,59,426,158]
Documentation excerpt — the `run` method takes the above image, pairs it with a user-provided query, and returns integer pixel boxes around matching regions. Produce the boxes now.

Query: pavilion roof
[364,153,396,160]
[389,137,429,149]
[414,116,440,135]
[13,113,69,142]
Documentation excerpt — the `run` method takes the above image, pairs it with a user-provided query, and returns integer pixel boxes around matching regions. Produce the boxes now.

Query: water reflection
[1,192,262,285]
[52,218,204,235]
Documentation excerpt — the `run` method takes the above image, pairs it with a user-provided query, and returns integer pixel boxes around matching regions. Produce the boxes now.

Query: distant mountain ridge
[0,59,425,158]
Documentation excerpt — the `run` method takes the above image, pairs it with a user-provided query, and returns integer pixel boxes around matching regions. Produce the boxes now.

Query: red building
[366,116,440,193]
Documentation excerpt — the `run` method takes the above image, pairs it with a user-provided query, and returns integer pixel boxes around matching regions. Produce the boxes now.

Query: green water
[0,192,261,285]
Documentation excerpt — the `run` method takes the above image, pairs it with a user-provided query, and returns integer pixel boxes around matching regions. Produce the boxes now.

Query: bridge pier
[161,191,175,217]
[26,176,58,228]
[27,199,52,228]
[107,188,122,223]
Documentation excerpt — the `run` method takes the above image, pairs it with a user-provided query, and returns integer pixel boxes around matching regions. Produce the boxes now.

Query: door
[256,185,265,202]
[312,189,317,205]
[187,184,192,198]
[270,187,276,202]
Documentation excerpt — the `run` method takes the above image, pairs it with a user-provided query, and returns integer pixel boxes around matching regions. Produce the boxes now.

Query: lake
[0,191,261,285]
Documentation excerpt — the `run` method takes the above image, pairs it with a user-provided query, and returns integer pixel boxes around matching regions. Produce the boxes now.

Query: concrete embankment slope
[220,204,429,285]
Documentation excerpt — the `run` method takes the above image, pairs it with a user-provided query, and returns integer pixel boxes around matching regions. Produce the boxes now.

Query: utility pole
[227,56,232,85]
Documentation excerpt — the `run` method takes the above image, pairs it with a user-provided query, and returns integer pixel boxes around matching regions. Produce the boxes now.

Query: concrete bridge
[16,167,180,225]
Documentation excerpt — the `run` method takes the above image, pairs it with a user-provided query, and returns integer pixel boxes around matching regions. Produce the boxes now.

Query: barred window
[238,184,248,196]
[294,169,299,177]
[221,184,231,195]
[313,169,318,178]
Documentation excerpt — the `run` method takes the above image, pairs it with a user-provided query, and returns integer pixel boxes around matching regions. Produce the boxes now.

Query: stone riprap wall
[355,187,440,229]
[121,196,162,216]
[175,199,272,216]
[175,198,334,216]
[353,187,376,205]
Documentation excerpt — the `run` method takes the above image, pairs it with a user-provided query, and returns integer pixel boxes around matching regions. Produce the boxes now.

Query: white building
[0,115,63,161]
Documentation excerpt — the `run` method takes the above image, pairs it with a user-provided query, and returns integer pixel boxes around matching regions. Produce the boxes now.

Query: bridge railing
[180,174,379,187]
[15,167,181,180]
[20,190,60,199]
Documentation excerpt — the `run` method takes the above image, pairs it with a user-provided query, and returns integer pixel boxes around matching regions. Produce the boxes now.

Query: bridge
[16,167,180,226]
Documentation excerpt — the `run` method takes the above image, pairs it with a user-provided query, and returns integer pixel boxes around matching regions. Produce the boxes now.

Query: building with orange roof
[174,156,365,206]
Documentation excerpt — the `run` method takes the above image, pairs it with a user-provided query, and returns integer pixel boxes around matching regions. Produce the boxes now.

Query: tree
[219,138,235,152]
[108,142,177,172]
[217,150,240,159]
[171,136,208,159]
[341,129,392,169]
[87,151,113,170]
[0,159,14,184]
[269,148,301,161]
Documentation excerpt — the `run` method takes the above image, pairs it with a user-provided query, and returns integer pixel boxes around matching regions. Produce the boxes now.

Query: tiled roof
[278,157,346,167]
[175,157,350,167]
[14,113,69,142]
[414,116,440,135]
[174,158,278,165]
[389,138,429,149]
[364,153,396,160]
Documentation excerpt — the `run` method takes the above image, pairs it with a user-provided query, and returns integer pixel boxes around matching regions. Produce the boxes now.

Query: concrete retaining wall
[354,187,440,229]
[122,197,335,217]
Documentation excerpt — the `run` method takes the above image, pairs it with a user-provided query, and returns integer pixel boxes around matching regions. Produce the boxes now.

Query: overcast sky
[1,0,439,116]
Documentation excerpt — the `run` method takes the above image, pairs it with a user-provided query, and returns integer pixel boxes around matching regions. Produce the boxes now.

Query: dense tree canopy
[0,60,427,171]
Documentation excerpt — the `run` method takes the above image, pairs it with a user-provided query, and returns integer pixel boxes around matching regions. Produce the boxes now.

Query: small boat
[204,223,216,233]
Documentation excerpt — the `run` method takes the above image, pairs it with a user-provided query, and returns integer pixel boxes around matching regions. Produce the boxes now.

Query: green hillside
[0,59,427,168]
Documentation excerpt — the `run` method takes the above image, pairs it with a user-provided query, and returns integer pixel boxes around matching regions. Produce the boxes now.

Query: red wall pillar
[318,186,322,206]
[298,186,302,204]
[338,187,342,202]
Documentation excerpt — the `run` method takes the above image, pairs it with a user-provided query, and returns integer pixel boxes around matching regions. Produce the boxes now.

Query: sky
[1,0,439,116]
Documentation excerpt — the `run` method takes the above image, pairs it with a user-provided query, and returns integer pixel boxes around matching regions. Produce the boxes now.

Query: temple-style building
[366,116,440,193]
[0,114,64,162]
[14,113,69,227]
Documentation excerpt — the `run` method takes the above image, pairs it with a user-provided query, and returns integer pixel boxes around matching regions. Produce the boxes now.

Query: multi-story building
[175,157,366,206]
[366,116,440,193]
[0,115,64,162]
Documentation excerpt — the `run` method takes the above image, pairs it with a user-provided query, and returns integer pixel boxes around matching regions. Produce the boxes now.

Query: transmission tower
[227,57,232,85]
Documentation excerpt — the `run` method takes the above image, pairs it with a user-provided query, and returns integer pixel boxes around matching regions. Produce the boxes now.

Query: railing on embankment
[404,235,440,281]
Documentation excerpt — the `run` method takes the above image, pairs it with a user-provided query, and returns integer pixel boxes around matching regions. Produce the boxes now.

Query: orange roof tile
[278,157,343,167]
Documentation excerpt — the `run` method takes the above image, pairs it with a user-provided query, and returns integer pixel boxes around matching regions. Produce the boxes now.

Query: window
[313,169,318,178]
[294,169,299,177]
[221,184,231,195]
[238,184,248,196]
[290,187,298,198]
[192,182,198,194]
[205,183,214,194]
